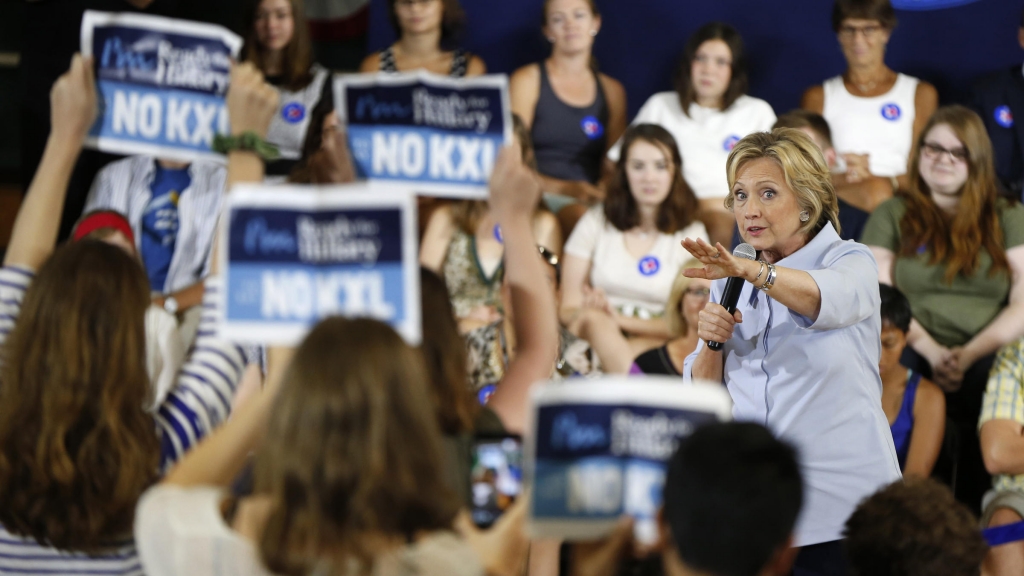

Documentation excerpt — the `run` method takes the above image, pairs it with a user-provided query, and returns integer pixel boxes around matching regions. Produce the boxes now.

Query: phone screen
[470,434,523,528]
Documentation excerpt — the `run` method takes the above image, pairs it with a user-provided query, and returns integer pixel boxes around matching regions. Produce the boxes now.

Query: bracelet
[758,262,777,293]
[212,131,280,160]
[753,260,766,283]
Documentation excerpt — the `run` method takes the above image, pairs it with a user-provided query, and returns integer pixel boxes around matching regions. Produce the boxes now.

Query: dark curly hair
[845,477,988,576]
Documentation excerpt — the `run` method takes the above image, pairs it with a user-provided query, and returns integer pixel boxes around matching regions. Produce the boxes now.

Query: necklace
[630,228,656,239]
[849,70,891,94]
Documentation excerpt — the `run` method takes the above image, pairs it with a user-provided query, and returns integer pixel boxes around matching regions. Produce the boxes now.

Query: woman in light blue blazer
[682,129,901,576]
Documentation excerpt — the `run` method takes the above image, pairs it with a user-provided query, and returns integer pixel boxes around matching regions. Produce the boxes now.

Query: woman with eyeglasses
[631,261,709,376]
[863,105,1024,514]
[802,0,937,214]
[360,0,485,77]
[561,124,706,375]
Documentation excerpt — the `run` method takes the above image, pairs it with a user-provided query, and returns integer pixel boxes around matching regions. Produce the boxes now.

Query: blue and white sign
[527,378,732,543]
[81,11,242,163]
[891,0,979,9]
[218,184,421,345]
[335,71,512,199]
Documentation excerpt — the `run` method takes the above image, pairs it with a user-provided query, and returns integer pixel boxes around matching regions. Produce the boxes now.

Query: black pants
[901,346,994,516]
[791,540,847,576]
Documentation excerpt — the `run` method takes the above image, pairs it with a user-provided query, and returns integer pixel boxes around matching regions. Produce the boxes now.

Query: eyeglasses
[684,287,711,298]
[838,24,883,40]
[395,0,436,7]
[921,142,969,164]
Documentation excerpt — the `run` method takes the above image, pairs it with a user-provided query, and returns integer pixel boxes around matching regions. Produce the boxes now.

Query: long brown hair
[675,22,749,116]
[255,317,460,575]
[605,123,699,234]
[899,105,1010,283]
[419,268,479,435]
[243,0,314,90]
[0,241,158,552]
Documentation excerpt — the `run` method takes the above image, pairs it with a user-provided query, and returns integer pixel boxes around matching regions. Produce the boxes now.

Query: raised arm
[5,55,96,269]
[486,146,559,434]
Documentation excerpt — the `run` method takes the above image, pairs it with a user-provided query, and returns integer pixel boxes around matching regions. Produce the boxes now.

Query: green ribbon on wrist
[212,131,280,160]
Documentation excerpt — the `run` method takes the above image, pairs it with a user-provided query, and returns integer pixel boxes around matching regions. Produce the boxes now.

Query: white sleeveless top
[266,65,330,160]
[822,73,919,177]
[608,93,777,200]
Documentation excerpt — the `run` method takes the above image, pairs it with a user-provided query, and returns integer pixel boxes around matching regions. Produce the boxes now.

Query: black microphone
[707,243,757,351]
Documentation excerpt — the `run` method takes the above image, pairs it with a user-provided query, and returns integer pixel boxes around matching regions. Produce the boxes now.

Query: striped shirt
[979,337,1024,494]
[84,157,227,294]
[0,266,245,575]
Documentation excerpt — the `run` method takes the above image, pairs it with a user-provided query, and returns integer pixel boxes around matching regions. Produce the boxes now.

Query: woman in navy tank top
[879,284,945,477]
[510,0,627,236]
[359,0,486,78]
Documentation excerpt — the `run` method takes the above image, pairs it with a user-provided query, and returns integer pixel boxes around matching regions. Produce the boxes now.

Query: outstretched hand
[51,54,98,146]
[682,238,751,282]
[489,143,542,223]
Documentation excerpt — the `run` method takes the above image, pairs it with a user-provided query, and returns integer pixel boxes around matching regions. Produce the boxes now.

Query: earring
[799,211,810,222]
[589,29,597,36]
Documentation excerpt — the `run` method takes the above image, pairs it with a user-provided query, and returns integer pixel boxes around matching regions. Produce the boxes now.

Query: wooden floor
[0,184,21,252]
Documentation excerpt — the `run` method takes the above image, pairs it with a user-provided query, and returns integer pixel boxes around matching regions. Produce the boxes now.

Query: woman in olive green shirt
[863,105,1024,513]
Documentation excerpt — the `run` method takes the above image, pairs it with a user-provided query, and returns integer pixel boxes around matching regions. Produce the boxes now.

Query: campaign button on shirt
[282,102,306,123]
[881,103,902,121]
[723,135,741,151]
[581,115,605,140]
[493,224,503,244]
[638,256,660,276]
[996,105,1014,128]
[478,384,497,405]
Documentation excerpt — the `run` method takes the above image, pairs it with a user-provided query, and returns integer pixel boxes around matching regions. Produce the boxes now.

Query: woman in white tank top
[802,0,937,214]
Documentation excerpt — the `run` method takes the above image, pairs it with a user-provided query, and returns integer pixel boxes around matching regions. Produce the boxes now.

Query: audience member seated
[510,0,627,235]
[359,0,486,77]
[863,105,1024,513]
[802,0,938,213]
[970,8,1024,200]
[609,22,776,247]
[631,260,708,376]
[568,422,802,576]
[83,156,226,324]
[72,210,186,411]
[772,110,870,241]
[845,478,988,576]
[978,336,1024,576]
[244,0,334,179]
[0,55,245,575]
[561,124,707,374]
[878,284,945,477]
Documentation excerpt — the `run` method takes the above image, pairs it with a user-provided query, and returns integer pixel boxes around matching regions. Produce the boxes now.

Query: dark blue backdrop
[367,0,1024,118]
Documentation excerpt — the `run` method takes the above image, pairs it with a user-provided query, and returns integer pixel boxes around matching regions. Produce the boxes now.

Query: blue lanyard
[983,521,1024,547]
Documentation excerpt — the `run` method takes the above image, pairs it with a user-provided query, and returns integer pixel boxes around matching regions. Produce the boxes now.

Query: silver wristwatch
[163,296,179,314]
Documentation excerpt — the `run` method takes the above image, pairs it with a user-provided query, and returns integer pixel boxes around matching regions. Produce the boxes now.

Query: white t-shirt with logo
[822,73,919,178]
[564,207,709,315]
[608,93,777,200]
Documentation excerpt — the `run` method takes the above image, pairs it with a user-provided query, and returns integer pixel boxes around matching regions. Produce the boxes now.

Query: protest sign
[527,378,732,544]
[335,71,511,199]
[81,11,242,162]
[218,184,421,345]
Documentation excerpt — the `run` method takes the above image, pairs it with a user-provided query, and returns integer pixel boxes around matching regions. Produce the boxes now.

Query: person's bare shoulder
[358,52,382,74]
[801,84,825,114]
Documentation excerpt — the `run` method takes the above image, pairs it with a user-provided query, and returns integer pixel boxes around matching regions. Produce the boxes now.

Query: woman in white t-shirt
[563,124,708,373]
[801,0,937,213]
[608,22,775,246]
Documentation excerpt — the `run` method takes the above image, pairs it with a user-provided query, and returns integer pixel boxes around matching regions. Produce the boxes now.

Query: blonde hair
[665,259,702,337]
[724,129,841,238]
